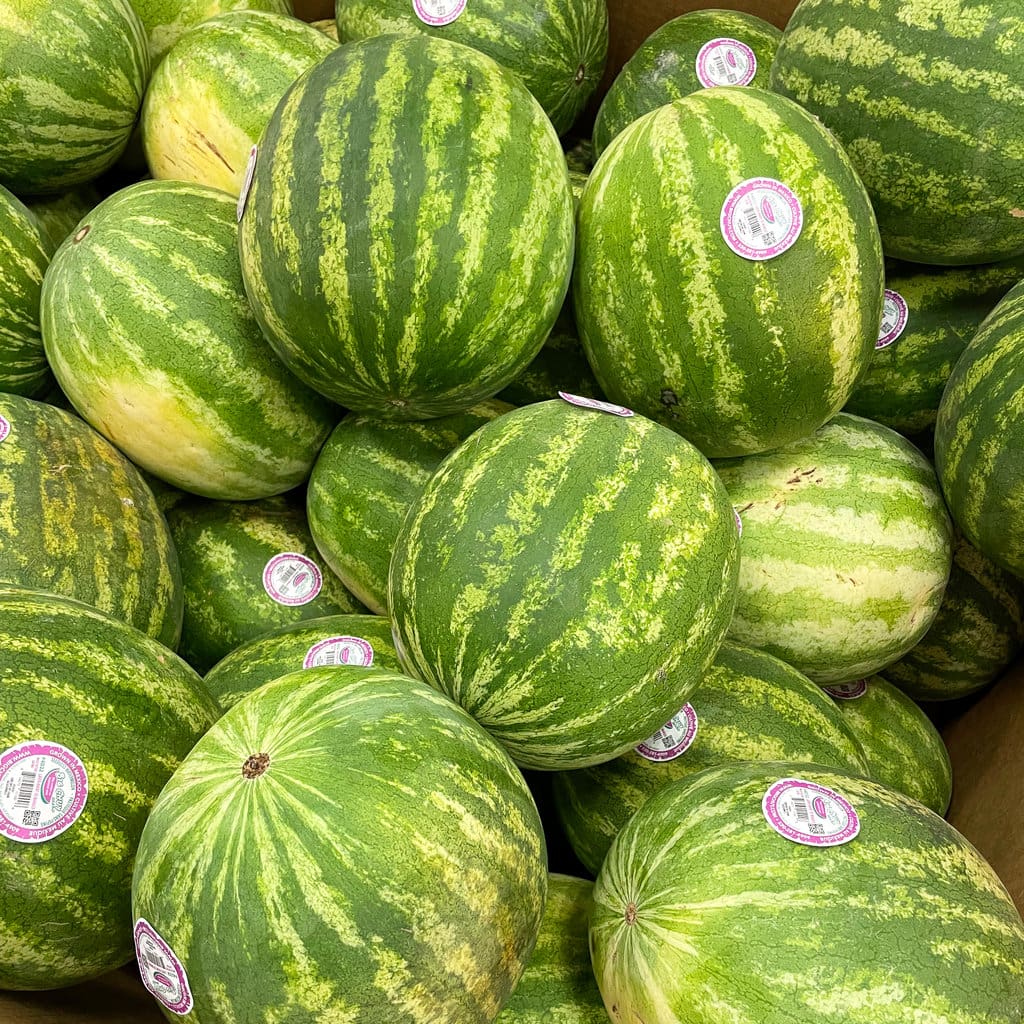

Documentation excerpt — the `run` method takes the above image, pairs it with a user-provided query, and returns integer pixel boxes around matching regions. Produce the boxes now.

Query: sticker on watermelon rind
[0,741,88,844]
[876,289,909,350]
[263,553,323,607]
[695,38,758,88]
[636,704,699,762]
[134,918,193,1016]
[823,679,869,701]
[413,0,466,27]
[303,636,375,670]
[721,178,803,261]
[762,778,861,848]
[734,508,743,536]
[558,392,634,418]
[0,415,9,444]
[236,144,258,223]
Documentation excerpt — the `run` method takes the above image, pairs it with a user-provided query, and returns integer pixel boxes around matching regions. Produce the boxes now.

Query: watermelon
[40,179,338,501]
[308,400,511,616]
[0,585,219,990]
[142,11,335,195]
[770,0,1024,265]
[564,138,594,175]
[203,613,401,711]
[575,86,884,458]
[25,185,101,255]
[844,258,1024,438]
[882,532,1024,702]
[167,495,366,674]
[716,412,954,684]
[0,394,183,648]
[496,874,606,1023]
[130,666,547,1023]
[593,9,782,156]
[0,184,51,397]
[935,280,1024,578]
[0,0,149,196]
[389,399,740,771]
[311,18,337,41]
[238,34,575,420]
[590,762,1024,1022]
[334,0,609,136]
[823,675,952,816]
[552,642,869,876]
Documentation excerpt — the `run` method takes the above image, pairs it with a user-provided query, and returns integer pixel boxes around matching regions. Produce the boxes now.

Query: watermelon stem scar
[625,902,637,926]
[242,752,270,779]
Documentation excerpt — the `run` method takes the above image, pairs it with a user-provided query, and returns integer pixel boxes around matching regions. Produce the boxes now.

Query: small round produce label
[413,0,466,27]
[0,415,9,443]
[263,553,323,607]
[734,508,743,536]
[636,704,699,762]
[304,636,375,670]
[0,742,88,844]
[237,144,258,223]
[823,679,869,701]
[876,289,909,350]
[721,178,803,261]
[558,392,634,418]
[696,38,757,88]
[135,919,193,1016]
[763,779,861,847]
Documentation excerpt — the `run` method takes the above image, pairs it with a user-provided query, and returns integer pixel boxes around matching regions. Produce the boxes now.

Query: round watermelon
[25,185,101,255]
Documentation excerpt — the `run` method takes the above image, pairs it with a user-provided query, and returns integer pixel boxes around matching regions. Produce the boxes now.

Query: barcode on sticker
[22,809,39,826]
[792,796,810,822]
[745,205,762,237]
[15,770,36,809]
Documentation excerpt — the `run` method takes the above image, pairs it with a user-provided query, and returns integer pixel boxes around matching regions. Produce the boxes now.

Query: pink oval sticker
[762,778,861,848]
[263,553,323,607]
[303,636,375,670]
[0,741,88,844]
[636,704,699,762]
[558,392,634,418]
[695,38,758,88]
[823,679,869,701]
[135,918,193,1016]
[721,178,803,261]
[734,508,743,536]
[413,0,466,27]
[0,415,9,443]
[876,289,909,350]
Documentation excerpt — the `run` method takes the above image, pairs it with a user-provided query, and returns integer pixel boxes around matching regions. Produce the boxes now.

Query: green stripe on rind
[25,185,100,255]
[40,179,338,501]
[388,400,740,771]
[0,585,218,990]
[0,394,183,648]
[936,280,1024,578]
[591,762,1024,1024]
[882,533,1024,702]
[238,34,575,419]
[130,666,548,1024]
[593,9,782,156]
[770,0,1024,265]
[0,184,51,397]
[552,641,868,876]
[575,86,884,458]
[203,613,400,711]
[142,11,335,195]
[497,874,606,1023]
[0,0,150,195]
[307,400,512,616]
[334,0,608,135]
[168,495,367,675]
[715,412,953,684]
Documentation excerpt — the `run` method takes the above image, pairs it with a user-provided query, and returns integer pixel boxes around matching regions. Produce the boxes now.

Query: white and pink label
[696,38,758,88]
[876,290,909,350]
[721,178,803,261]
[823,679,869,701]
[413,0,466,27]
[263,553,323,607]
[135,919,193,1016]
[558,392,634,418]
[237,144,258,222]
[636,704,699,762]
[763,779,861,847]
[734,508,743,536]
[0,742,88,844]
[303,636,375,670]
[0,415,9,444]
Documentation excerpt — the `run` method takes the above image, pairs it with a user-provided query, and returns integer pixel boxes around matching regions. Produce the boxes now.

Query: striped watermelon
[167,496,366,674]
[238,34,575,420]
[590,762,1024,1022]
[0,184,51,397]
[130,666,548,1023]
[334,0,609,136]
[40,179,338,501]
[142,11,335,195]
[935,280,1024,578]
[824,675,952,816]
[882,533,1024,702]
[593,9,782,156]
[25,185,100,255]
[575,86,884,458]
[497,874,606,1023]
[716,413,954,684]
[552,642,869,876]
[0,394,183,648]
[307,400,512,616]
[770,0,1024,265]
[389,399,740,771]
[203,613,400,711]
[0,585,218,990]
[0,0,149,195]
